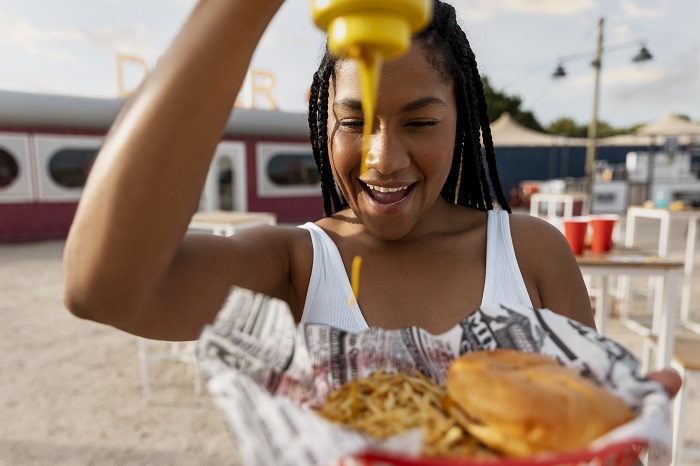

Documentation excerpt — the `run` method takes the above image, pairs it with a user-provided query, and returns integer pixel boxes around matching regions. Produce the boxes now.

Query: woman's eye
[407,120,438,128]
[339,120,364,128]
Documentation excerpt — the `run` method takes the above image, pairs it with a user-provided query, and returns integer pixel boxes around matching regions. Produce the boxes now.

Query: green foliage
[482,76,652,137]
[547,117,587,137]
[482,77,545,132]
[545,117,642,138]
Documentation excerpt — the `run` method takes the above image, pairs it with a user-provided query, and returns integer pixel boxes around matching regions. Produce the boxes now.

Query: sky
[1,0,698,129]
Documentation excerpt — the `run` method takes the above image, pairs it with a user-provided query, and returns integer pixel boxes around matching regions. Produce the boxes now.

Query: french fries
[317,371,497,458]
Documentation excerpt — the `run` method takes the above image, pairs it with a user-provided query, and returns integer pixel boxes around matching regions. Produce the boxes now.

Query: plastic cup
[562,217,590,256]
[590,215,619,253]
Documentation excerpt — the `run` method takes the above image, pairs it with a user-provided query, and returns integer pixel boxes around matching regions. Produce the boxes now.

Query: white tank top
[298,210,532,332]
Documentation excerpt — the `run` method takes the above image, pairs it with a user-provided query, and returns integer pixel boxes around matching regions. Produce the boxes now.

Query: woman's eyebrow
[332,96,447,112]
[400,96,447,113]
[333,98,362,111]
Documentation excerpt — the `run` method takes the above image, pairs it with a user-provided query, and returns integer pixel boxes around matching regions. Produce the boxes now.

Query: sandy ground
[1,216,700,466]
[0,241,239,466]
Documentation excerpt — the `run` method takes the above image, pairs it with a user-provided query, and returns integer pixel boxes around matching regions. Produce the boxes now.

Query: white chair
[137,338,201,404]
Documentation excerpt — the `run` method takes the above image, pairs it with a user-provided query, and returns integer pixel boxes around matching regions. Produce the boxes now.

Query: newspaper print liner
[196,287,672,466]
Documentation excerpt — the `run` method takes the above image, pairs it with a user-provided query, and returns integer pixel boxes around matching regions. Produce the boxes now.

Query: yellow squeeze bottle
[311,0,433,173]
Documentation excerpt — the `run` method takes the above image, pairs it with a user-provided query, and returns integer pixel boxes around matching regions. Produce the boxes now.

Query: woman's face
[326,43,458,240]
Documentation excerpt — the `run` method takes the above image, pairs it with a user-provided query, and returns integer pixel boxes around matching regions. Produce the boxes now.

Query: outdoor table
[576,249,683,370]
[624,205,700,330]
[530,192,589,218]
[188,210,277,236]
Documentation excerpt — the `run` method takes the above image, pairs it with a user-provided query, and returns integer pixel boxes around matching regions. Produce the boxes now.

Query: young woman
[62,0,680,394]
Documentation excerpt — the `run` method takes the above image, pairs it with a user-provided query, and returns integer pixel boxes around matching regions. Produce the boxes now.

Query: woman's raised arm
[63,0,291,340]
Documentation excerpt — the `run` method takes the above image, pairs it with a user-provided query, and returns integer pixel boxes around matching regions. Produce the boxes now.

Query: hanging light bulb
[552,64,567,78]
[633,45,653,62]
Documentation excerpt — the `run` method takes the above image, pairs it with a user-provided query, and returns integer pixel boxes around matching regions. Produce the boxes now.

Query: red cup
[562,217,589,256]
[590,215,618,253]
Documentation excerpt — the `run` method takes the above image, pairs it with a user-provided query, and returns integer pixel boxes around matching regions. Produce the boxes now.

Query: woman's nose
[364,128,410,175]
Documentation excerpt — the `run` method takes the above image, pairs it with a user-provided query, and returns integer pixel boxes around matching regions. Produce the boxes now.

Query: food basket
[196,287,672,466]
[345,440,648,466]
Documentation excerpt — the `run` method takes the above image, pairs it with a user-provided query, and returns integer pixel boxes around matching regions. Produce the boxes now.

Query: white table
[577,251,683,370]
[624,206,700,328]
[530,192,589,219]
[188,210,277,236]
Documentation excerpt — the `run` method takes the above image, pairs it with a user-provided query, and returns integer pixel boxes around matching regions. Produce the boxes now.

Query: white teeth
[366,184,408,193]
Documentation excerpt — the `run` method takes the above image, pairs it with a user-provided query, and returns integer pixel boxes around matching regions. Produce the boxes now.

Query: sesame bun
[446,349,636,457]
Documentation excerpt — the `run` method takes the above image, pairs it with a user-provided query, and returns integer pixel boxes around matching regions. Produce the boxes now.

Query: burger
[445,349,636,456]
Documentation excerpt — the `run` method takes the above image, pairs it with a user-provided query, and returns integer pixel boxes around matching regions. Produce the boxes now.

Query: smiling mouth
[363,182,413,204]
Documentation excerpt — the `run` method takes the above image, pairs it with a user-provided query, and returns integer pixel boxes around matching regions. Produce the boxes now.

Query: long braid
[321,71,348,212]
[463,39,511,212]
[462,53,489,210]
[310,60,345,216]
[435,8,486,210]
[308,72,332,216]
[317,69,342,214]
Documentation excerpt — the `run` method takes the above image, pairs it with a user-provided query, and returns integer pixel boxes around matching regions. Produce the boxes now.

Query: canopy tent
[597,133,654,147]
[490,112,576,147]
[636,113,700,136]
[489,112,700,147]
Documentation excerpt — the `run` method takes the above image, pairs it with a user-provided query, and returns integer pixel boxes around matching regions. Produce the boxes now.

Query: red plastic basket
[342,440,647,466]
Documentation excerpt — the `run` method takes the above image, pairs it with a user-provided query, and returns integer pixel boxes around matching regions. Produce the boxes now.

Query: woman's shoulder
[507,212,574,267]
[507,211,568,244]
[505,212,571,284]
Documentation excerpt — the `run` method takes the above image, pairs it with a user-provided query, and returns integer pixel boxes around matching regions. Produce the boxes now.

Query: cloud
[609,57,698,99]
[0,12,79,57]
[456,0,596,22]
[604,63,666,87]
[78,24,159,59]
[260,29,316,49]
[0,12,157,63]
[620,0,668,19]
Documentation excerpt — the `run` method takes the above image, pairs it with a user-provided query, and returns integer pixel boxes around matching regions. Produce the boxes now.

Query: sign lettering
[116,53,278,110]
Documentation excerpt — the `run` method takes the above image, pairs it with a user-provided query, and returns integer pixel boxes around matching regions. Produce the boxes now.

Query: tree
[546,117,641,138]
[482,77,545,132]
[547,117,587,137]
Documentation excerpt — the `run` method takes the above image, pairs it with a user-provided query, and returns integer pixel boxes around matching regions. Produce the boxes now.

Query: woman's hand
[645,369,682,398]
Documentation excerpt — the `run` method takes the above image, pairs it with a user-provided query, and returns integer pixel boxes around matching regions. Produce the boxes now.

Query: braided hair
[308,0,511,217]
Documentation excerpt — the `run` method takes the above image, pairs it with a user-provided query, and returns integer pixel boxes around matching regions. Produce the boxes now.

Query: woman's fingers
[645,369,682,398]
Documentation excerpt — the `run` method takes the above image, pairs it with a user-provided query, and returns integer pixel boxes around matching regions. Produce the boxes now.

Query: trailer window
[267,153,320,186]
[0,148,18,189]
[48,148,99,188]
[257,142,320,197]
